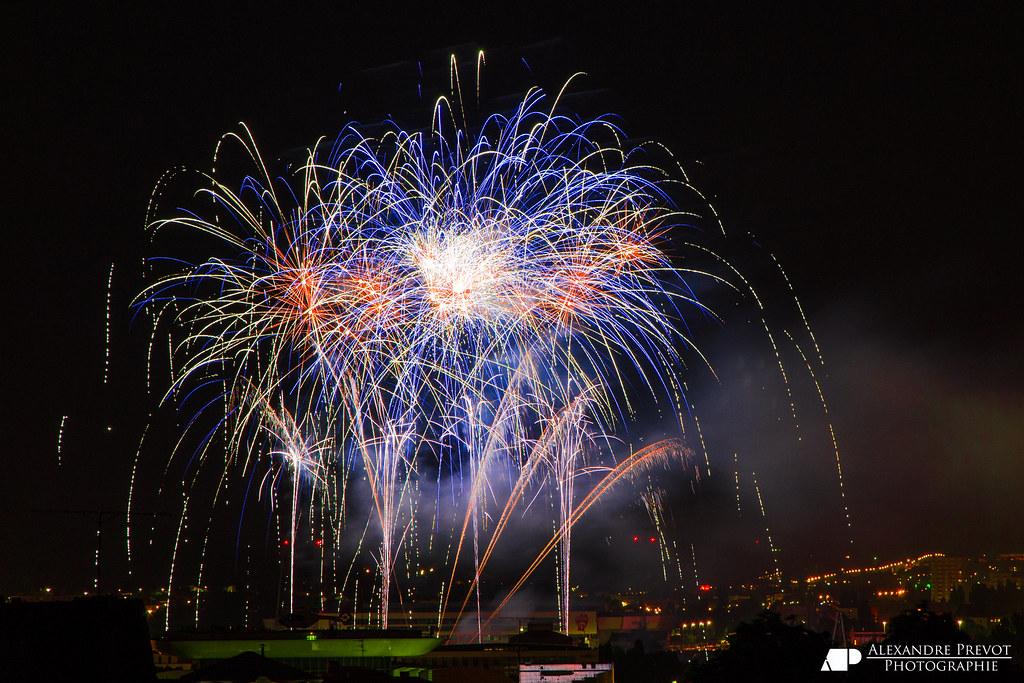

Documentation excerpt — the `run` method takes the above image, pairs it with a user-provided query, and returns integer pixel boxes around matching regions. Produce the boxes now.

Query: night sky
[4,4,1021,599]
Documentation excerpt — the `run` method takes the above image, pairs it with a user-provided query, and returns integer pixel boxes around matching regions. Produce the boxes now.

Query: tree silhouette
[884,603,969,645]
[685,611,828,682]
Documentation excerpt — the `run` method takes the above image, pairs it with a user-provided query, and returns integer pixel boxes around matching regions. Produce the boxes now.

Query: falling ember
[752,471,783,586]
[104,262,114,384]
[733,452,741,513]
[56,415,67,466]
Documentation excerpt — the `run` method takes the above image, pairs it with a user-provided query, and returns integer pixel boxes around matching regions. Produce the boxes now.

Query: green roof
[163,635,441,660]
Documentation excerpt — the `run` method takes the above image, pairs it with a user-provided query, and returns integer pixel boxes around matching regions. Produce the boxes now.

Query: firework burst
[134,60,846,637]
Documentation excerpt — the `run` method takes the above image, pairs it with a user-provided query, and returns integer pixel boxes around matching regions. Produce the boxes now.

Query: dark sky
[3,4,1022,598]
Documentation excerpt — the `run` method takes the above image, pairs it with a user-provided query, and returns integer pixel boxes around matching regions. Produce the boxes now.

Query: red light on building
[648,536,657,544]
[281,539,290,547]
[632,535,640,543]
[698,584,713,592]
[314,538,324,548]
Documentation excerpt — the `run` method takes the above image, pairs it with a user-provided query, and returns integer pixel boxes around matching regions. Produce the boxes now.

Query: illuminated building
[926,555,968,603]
